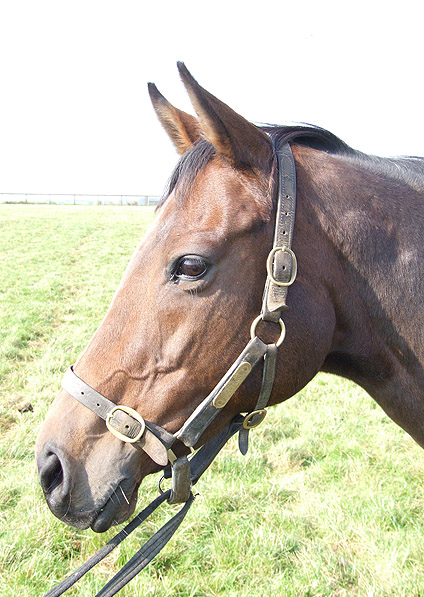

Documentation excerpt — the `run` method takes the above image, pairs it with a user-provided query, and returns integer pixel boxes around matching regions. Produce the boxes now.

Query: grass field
[2,204,424,596]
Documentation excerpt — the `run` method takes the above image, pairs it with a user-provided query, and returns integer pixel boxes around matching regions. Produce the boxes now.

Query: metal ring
[250,315,286,348]
[266,246,297,287]
[106,405,146,443]
[158,475,166,494]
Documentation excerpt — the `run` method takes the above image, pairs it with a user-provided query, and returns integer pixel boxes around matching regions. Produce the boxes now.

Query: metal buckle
[266,246,297,287]
[250,315,286,348]
[106,405,146,443]
[243,409,267,430]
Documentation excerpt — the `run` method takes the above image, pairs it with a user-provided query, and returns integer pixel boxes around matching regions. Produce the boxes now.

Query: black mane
[262,123,354,155]
[159,123,424,207]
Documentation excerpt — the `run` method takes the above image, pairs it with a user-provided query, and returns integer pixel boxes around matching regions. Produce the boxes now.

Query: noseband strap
[61,367,174,466]
[60,141,297,506]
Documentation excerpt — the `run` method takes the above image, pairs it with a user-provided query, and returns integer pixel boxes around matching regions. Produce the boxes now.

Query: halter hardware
[212,361,252,408]
[106,405,146,443]
[266,246,297,287]
[250,315,286,348]
[242,409,267,429]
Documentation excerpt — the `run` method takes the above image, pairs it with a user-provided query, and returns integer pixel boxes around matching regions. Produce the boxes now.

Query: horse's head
[36,64,335,532]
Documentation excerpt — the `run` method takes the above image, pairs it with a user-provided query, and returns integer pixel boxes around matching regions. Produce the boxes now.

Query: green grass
[2,204,424,596]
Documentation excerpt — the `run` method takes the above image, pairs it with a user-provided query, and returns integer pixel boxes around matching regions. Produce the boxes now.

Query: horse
[36,63,424,535]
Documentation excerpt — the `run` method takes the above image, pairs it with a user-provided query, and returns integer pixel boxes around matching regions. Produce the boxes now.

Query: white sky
[0,1,422,195]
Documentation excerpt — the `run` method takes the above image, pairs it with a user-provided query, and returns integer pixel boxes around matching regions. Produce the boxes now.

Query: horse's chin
[91,488,138,532]
[49,481,139,533]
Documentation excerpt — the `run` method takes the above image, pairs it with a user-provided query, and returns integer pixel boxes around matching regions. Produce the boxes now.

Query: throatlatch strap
[238,344,278,454]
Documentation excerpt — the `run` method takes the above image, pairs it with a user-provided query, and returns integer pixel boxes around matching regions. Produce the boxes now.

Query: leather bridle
[46,141,297,596]
[61,142,298,506]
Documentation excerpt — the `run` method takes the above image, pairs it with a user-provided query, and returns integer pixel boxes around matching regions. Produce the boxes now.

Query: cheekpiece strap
[261,142,297,322]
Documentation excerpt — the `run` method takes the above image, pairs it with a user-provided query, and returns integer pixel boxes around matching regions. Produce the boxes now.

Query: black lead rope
[96,494,194,597]
[44,490,193,597]
[44,418,244,597]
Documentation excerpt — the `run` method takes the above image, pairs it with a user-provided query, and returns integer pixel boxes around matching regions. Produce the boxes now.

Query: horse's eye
[174,256,208,280]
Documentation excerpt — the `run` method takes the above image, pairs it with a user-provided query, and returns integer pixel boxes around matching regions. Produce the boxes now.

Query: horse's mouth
[54,481,139,532]
[91,484,138,533]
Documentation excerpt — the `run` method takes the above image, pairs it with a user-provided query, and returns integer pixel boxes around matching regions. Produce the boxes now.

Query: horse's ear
[177,62,273,174]
[148,83,202,155]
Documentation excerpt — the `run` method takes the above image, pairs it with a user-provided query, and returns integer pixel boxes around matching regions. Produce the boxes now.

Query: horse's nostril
[38,450,65,496]
[37,444,76,519]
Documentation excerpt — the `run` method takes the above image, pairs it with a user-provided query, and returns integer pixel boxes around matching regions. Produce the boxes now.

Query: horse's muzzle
[36,441,138,531]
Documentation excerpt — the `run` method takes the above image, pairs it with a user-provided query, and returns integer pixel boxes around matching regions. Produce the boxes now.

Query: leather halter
[61,142,297,505]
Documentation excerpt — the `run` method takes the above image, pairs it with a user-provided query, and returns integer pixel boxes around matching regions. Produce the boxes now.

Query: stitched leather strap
[261,143,297,322]
[238,344,278,454]
[167,455,191,504]
[62,367,173,466]
[176,336,268,447]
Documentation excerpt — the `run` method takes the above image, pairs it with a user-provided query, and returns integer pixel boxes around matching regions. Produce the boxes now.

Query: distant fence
[0,193,160,206]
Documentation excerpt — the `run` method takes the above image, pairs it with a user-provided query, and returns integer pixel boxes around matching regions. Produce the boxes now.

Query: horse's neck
[317,152,424,351]
[298,147,424,446]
